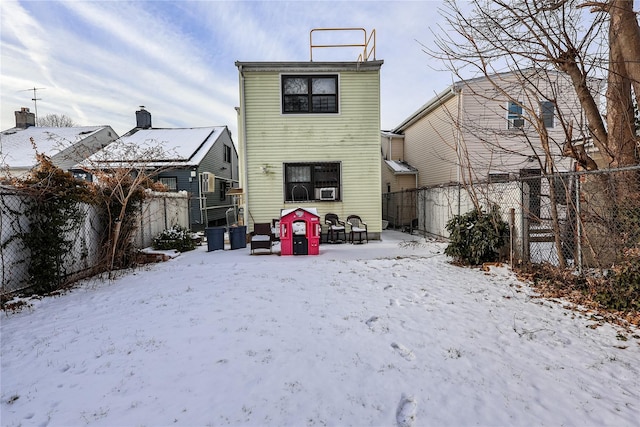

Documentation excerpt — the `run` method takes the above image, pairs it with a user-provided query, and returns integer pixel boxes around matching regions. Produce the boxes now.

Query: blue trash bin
[205,227,225,251]
[229,225,247,250]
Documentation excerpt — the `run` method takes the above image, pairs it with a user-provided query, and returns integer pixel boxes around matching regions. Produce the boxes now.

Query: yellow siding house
[235,60,384,240]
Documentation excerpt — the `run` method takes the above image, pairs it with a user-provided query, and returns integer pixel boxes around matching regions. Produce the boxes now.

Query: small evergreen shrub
[153,225,196,252]
[445,205,508,266]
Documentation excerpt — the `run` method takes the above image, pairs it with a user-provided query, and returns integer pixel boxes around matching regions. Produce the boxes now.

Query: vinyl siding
[402,71,585,187]
[240,65,381,233]
[403,95,459,187]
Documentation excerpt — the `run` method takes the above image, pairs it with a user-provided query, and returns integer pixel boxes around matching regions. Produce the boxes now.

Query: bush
[596,248,640,311]
[445,205,508,266]
[153,225,196,253]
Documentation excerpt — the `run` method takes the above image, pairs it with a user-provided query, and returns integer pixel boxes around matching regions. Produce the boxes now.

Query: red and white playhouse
[279,207,321,256]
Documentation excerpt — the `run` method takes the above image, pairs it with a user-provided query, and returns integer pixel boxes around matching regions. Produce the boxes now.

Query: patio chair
[346,215,368,244]
[325,213,346,243]
[250,222,274,254]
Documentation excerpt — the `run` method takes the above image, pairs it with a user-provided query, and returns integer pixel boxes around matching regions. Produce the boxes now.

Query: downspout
[453,85,462,216]
[238,65,249,227]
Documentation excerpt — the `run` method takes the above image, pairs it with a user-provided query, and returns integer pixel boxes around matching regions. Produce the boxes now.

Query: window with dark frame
[224,145,232,163]
[540,100,555,128]
[284,162,340,202]
[219,180,229,201]
[282,75,338,114]
[158,176,178,191]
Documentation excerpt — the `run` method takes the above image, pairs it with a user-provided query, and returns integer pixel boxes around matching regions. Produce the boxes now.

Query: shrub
[445,205,508,266]
[596,248,640,311]
[153,225,196,252]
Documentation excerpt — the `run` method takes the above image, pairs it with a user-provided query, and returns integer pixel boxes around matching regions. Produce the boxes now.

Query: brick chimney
[135,106,152,129]
[15,107,35,129]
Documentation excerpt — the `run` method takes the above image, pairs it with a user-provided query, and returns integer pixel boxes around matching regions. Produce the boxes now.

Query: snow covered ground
[2,230,639,427]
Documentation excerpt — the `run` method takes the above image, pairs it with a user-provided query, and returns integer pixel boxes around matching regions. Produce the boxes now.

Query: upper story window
[507,101,524,129]
[540,100,555,128]
[223,145,232,163]
[282,75,338,114]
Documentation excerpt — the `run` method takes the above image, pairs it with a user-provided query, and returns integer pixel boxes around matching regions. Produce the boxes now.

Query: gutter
[238,65,249,227]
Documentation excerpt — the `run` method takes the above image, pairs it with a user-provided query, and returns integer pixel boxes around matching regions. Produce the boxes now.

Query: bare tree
[36,113,76,127]
[428,0,639,170]
[79,139,176,276]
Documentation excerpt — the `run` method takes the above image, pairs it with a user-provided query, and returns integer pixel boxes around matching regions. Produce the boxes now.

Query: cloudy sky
[1,0,459,138]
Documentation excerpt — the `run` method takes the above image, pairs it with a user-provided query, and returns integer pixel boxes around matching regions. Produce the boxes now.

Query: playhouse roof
[280,207,319,218]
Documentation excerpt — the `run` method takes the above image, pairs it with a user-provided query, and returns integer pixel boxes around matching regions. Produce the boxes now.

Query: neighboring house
[391,70,597,223]
[0,107,118,179]
[235,55,384,240]
[80,108,239,231]
[393,70,594,187]
[380,130,418,193]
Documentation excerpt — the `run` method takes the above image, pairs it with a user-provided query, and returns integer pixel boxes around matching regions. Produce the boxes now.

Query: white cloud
[1,0,456,137]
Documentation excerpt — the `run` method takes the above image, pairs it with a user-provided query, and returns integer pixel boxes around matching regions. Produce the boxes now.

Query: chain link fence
[0,187,104,295]
[1,187,191,297]
[383,165,640,271]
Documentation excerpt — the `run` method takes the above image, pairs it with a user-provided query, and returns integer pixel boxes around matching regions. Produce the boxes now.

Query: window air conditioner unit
[319,187,337,201]
[200,172,215,193]
[511,118,525,129]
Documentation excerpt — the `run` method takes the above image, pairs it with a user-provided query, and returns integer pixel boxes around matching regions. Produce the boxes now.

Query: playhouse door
[293,235,308,255]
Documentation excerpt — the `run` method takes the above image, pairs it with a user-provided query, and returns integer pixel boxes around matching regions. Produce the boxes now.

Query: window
[219,180,230,201]
[282,75,338,113]
[540,100,554,128]
[159,176,178,191]
[224,145,232,163]
[507,101,524,129]
[488,173,509,183]
[284,162,340,202]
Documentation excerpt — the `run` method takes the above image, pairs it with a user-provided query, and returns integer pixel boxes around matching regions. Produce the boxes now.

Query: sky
[2,231,639,426]
[0,0,457,140]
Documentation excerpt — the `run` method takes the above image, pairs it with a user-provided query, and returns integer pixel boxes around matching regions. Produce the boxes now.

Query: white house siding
[239,62,382,235]
[402,95,459,188]
[398,71,589,188]
[458,73,580,181]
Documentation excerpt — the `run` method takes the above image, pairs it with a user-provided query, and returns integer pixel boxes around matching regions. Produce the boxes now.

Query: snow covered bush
[444,205,508,266]
[152,225,196,252]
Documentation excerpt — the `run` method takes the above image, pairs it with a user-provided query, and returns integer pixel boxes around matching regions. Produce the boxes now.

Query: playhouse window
[282,75,338,113]
[284,162,340,202]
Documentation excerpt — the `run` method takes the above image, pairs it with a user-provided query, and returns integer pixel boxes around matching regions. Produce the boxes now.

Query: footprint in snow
[391,342,415,361]
[365,316,379,328]
[396,394,417,427]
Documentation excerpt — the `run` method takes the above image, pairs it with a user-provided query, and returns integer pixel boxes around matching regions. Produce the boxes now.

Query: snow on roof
[280,207,319,218]
[89,127,225,167]
[0,126,107,169]
[384,159,418,174]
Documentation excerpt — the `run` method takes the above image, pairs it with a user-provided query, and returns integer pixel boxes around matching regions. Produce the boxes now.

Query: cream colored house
[380,130,417,194]
[235,60,384,239]
[393,70,591,188]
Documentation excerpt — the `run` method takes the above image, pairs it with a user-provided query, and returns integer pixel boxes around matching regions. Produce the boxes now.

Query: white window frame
[507,101,525,129]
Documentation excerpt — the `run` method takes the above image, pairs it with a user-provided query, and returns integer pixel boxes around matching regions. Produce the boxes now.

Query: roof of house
[384,160,418,175]
[0,126,112,169]
[86,126,229,168]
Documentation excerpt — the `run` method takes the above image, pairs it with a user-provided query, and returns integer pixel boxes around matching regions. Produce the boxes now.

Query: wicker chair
[346,215,368,244]
[250,223,274,254]
[325,213,346,243]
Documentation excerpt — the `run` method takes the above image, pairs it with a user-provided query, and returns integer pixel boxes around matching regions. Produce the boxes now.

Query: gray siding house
[83,109,239,231]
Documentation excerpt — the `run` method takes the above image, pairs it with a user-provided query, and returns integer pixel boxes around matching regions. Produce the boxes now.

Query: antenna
[20,87,45,123]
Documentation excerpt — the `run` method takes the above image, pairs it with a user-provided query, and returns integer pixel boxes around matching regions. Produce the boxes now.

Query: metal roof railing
[309,28,376,62]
